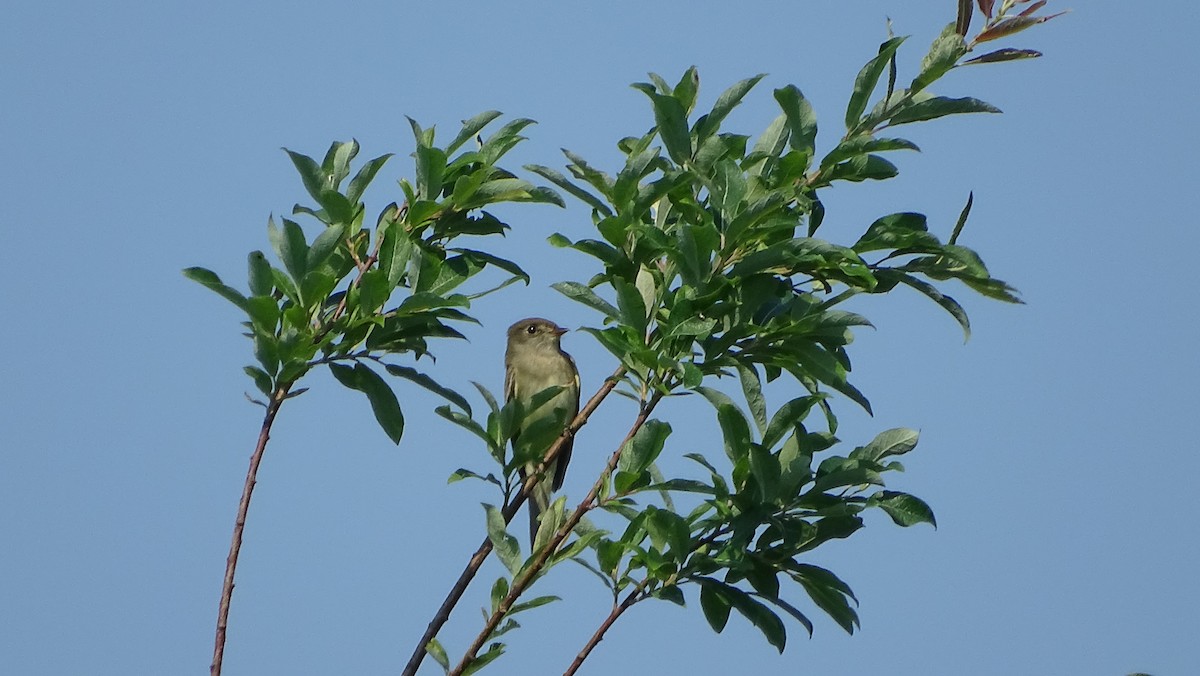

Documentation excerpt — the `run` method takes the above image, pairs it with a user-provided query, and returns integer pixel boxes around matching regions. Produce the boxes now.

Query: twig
[211,384,291,676]
[400,367,626,676]
[563,580,648,676]
[448,392,664,676]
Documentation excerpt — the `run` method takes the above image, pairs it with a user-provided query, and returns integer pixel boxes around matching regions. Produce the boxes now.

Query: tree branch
[448,392,664,676]
[563,580,648,676]
[400,367,626,676]
[211,383,291,676]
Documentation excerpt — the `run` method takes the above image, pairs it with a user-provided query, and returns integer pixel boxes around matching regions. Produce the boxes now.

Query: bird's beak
[553,326,569,337]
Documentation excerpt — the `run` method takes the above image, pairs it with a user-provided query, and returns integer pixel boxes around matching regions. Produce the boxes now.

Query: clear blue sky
[2,1,1196,674]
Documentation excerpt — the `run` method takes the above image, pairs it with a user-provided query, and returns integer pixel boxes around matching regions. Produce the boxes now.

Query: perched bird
[505,317,580,545]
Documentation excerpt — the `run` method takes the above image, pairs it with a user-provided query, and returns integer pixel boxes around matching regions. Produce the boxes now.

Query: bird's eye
[526,325,537,335]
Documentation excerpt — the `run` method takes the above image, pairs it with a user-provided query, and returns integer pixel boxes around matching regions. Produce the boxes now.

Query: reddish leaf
[1020,0,1048,16]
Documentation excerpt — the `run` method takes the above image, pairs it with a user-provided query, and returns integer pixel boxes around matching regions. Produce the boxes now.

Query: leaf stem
[211,383,291,676]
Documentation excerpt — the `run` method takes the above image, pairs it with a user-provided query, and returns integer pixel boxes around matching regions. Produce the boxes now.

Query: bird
[505,317,580,545]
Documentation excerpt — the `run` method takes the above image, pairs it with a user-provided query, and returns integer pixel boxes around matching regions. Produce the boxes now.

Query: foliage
[189,2,1062,675]
[432,3,1060,673]
[185,114,561,437]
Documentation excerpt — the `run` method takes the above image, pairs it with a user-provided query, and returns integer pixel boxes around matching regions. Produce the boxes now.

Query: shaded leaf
[870,490,937,527]
[329,362,405,444]
[484,503,522,575]
[888,96,1001,126]
[385,363,472,415]
[552,281,620,320]
[182,267,248,312]
[846,36,907,128]
[962,47,1043,65]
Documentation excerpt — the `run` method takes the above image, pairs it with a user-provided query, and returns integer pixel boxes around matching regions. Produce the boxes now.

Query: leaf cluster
[185,116,561,442]
[443,5,1060,662]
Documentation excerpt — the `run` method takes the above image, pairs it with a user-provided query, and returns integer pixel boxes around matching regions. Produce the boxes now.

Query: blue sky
[2,1,1197,675]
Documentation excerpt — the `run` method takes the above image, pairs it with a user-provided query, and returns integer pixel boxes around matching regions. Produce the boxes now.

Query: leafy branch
[411,3,1060,673]
[187,115,562,676]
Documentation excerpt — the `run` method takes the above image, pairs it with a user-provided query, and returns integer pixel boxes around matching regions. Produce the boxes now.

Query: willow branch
[400,367,626,676]
[449,392,665,676]
[211,383,291,676]
[563,580,649,676]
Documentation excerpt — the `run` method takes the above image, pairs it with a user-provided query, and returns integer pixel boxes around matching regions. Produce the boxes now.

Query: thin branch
[449,392,665,676]
[400,367,626,676]
[211,383,291,676]
[563,580,648,676]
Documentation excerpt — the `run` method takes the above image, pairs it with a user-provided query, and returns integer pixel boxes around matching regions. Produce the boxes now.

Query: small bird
[505,317,580,545]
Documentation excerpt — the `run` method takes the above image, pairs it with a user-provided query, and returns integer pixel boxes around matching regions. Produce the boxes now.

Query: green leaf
[774,85,817,157]
[613,278,648,339]
[794,565,860,634]
[283,148,325,203]
[435,406,499,454]
[870,490,937,527]
[509,594,561,616]
[949,191,973,245]
[665,316,716,339]
[672,66,700,113]
[448,468,500,486]
[346,153,393,205]
[762,396,820,449]
[698,579,786,652]
[356,268,390,314]
[745,114,789,178]
[552,281,620,320]
[639,89,692,165]
[329,362,405,444]
[698,579,733,633]
[182,267,248,312]
[247,251,273,296]
[414,145,447,200]
[736,363,768,435]
[825,154,898,182]
[244,296,280,334]
[695,74,767,142]
[695,387,752,463]
[321,139,358,189]
[853,212,941,253]
[857,427,919,462]
[846,36,907,129]
[307,223,346,271]
[484,503,522,575]
[912,24,968,93]
[654,585,686,606]
[269,217,309,283]
[378,222,415,289]
[887,96,1001,126]
[526,164,612,216]
[425,637,449,671]
[447,110,503,154]
[461,644,504,676]
[618,419,672,476]
[243,366,274,396]
[384,363,472,415]
[562,149,614,199]
[490,576,509,612]
[878,270,970,340]
[820,135,919,171]
[452,248,530,285]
